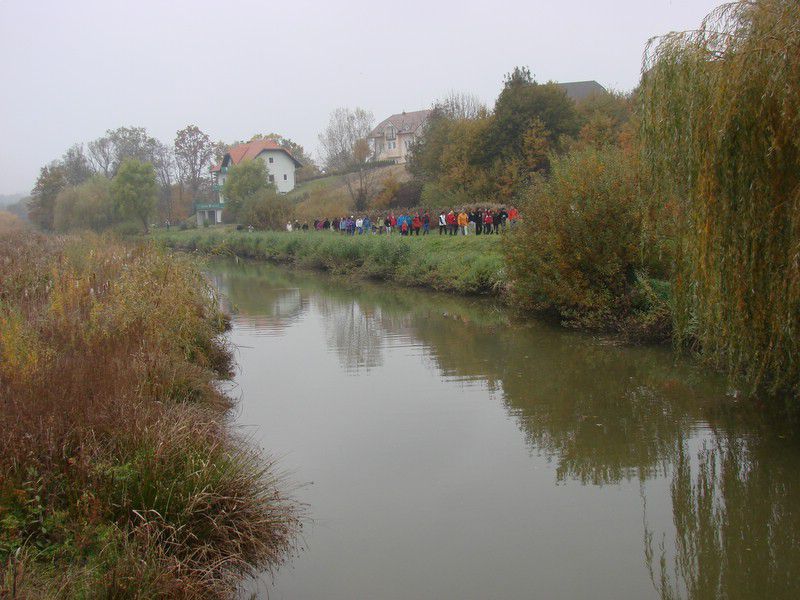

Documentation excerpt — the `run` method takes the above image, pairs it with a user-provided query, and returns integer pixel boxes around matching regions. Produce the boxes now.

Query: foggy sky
[0,0,722,195]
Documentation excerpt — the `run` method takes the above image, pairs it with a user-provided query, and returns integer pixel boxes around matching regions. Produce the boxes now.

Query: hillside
[289,164,409,221]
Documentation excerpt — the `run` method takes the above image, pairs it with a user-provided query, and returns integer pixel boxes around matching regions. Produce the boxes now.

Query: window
[268,156,274,163]
[283,174,288,180]
[386,125,396,140]
[268,174,275,183]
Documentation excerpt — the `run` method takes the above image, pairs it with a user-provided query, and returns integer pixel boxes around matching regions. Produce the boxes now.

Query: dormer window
[386,125,396,140]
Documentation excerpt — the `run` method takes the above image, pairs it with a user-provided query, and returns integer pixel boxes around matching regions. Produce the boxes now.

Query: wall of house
[370,131,416,164]
[258,150,296,193]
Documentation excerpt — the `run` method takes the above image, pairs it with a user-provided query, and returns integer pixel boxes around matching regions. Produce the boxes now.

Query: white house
[367,110,431,164]
[199,139,302,225]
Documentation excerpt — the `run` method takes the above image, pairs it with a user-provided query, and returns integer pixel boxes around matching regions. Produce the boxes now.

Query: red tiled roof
[210,139,302,172]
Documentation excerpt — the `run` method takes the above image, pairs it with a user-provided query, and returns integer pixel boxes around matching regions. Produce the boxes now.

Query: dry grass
[0,230,301,598]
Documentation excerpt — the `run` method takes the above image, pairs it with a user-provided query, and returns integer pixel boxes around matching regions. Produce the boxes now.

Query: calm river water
[207,260,800,600]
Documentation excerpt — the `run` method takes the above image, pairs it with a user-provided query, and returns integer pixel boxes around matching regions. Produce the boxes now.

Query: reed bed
[0,231,300,598]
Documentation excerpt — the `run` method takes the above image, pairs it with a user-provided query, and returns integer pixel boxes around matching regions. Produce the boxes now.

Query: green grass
[154,228,507,296]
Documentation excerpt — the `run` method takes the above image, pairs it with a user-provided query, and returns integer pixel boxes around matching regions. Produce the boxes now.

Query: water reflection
[210,260,800,600]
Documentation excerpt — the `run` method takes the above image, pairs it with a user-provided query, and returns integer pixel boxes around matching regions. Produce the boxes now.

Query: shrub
[241,189,294,230]
[504,146,671,339]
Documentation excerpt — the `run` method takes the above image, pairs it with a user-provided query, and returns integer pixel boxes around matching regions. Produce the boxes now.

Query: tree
[317,107,374,171]
[29,162,67,230]
[88,135,115,177]
[433,91,487,120]
[343,138,379,210]
[111,159,158,233]
[221,159,271,221]
[151,140,176,223]
[54,175,114,232]
[641,0,800,400]
[174,125,214,198]
[490,66,579,158]
[61,144,94,186]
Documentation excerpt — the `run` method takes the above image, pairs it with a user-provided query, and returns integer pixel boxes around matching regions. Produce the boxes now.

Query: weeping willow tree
[641,0,800,404]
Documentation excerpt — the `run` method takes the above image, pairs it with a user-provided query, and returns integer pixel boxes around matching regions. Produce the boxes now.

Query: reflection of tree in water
[644,432,800,600]
[209,259,800,596]
[315,295,389,373]
[208,267,307,333]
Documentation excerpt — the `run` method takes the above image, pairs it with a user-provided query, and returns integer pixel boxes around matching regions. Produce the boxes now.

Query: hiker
[412,214,422,235]
[457,209,469,235]
[438,212,447,234]
[483,210,493,233]
[422,212,430,235]
[508,206,519,229]
[492,209,501,234]
[475,208,483,235]
[401,219,409,236]
[446,210,457,235]
[363,215,371,235]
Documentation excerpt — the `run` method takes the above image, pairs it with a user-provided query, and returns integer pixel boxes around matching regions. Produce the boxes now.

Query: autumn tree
[110,159,158,233]
[174,125,214,198]
[318,107,374,171]
[28,163,67,230]
[61,144,94,186]
[490,66,579,157]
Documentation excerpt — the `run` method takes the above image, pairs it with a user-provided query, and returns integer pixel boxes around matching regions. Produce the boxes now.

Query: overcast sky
[0,0,722,195]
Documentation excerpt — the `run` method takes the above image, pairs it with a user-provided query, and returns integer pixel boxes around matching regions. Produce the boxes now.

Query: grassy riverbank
[154,228,506,296]
[0,231,299,597]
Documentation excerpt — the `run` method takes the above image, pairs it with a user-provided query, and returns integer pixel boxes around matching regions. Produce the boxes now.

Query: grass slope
[154,228,506,296]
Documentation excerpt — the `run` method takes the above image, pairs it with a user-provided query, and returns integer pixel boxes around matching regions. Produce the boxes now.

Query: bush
[504,146,671,339]
[54,175,115,232]
[241,189,295,230]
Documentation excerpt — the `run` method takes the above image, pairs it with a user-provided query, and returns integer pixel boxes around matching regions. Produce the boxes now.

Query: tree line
[26,126,318,233]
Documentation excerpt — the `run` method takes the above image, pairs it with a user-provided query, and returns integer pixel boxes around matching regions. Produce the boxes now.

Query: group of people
[296,207,519,236]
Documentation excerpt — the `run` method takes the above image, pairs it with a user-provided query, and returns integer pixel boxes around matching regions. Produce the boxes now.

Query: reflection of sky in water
[207,261,800,600]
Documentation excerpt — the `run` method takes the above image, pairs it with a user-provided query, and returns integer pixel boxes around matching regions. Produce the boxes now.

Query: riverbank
[0,231,300,597]
[153,228,506,296]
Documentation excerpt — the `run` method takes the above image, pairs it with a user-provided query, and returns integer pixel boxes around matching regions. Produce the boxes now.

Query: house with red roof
[367,110,430,164]
[198,139,303,225]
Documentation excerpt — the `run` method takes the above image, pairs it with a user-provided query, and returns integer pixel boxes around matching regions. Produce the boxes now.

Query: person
[286,221,293,232]
[339,217,347,234]
[412,214,422,236]
[446,210,457,235]
[492,209,501,234]
[499,207,509,231]
[475,208,483,235]
[384,215,392,235]
[508,206,519,229]
[324,218,331,230]
[438,211,447,235]
[363,215,371,234]
[468,210,477,235]
[400,219,408,236]
[248,224,254,233]
[483,210,493,233]
[422,212,430,235]
[457,209,469,235]
[355,216,363,235]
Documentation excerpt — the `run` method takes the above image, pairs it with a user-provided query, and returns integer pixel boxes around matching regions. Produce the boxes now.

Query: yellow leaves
[0,309,43,381]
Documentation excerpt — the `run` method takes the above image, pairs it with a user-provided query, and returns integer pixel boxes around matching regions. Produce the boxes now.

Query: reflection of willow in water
[644,434,800,600]
[210,259,730,486]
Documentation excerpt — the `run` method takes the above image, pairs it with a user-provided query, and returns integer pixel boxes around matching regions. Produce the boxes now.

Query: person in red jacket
[508,206,519,229]
[483,209,493,233]
[411,214,422,235]
[446,210,457,236]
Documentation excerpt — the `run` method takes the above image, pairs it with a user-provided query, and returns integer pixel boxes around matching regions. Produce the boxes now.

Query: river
[206,259,800,600]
